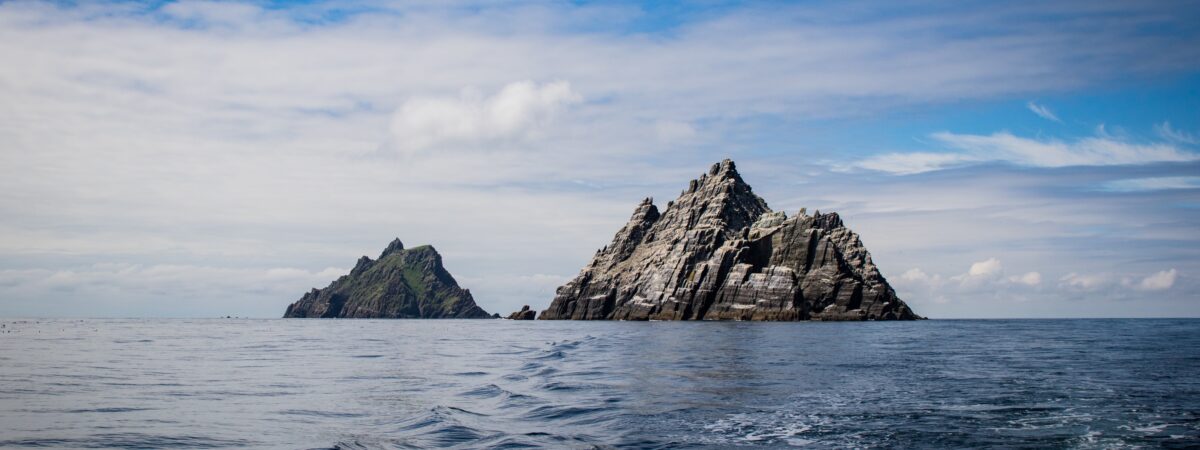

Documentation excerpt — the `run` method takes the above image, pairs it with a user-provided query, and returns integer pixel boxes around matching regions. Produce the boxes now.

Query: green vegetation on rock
[283,239,491,319]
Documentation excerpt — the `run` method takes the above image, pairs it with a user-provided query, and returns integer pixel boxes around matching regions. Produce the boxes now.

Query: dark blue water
[0,319,1197,448]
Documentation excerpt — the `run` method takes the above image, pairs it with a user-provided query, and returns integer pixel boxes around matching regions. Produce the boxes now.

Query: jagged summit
[380,238,405,258]
[540,159,920,321]
[284,239,491,319]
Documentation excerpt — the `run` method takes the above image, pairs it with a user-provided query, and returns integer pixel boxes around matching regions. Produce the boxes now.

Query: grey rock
[539,159,921,321]
[283,239,491,319]
[506,305,536,320]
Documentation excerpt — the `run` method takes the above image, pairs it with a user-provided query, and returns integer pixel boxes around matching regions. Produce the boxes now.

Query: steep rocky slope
[540,160,920,321]
[283,239,491,319]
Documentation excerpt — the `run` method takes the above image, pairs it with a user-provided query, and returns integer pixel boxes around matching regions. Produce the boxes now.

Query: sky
[0,0,1197,318]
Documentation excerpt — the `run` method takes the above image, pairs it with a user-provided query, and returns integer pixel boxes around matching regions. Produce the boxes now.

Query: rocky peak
[660,158,769,240]
[351,255,374,276]
[592,197,661,270]
[811,211,844,230]
[380,238,405,258]
[284,239,490,319]
[709,158,742,180]
[540,159,920,321]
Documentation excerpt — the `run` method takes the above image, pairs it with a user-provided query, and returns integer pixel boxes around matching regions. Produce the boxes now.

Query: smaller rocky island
[283,239,491,319]
[506,305,537,320]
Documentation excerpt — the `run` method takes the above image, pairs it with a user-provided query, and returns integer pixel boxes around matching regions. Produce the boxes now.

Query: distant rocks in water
[283,239,491,319]
[506,305,536,320]
[540,159,921,321]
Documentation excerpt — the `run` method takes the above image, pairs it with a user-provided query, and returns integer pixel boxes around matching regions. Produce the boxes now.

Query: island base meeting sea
[0,318,1197,449]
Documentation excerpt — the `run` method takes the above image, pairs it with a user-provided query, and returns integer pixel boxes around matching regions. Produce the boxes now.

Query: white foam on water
[1132,423,1170,433]
[702,411,824,446]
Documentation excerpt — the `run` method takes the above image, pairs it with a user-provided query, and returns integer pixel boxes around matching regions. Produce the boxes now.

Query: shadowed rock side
[506,305,536,320]
[283,239,491,319]
[540,159,921,321]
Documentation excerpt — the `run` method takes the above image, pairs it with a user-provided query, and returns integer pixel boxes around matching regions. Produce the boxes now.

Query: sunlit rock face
[284,239,491,319]
[540,160,921,321]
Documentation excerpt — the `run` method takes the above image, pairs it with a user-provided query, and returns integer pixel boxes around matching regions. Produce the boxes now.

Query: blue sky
[0,0,1197,318]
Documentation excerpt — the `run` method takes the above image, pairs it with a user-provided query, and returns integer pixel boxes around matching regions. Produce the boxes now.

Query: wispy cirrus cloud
[1156,121,1198,145]
[1101,176,1200,192]
[855,130,1198,174]
[852,152,976,176]
[1026,101,1061,122]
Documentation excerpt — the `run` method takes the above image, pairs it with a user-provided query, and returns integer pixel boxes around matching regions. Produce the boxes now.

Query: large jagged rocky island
[283,239,492,318]
[540,159,921,321]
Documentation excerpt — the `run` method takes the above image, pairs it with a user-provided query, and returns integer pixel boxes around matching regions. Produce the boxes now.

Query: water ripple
[0,318,1197,448]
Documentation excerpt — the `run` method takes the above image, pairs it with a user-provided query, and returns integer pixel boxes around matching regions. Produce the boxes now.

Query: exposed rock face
[540,160,921,321]
[283,239,491,319]
[506,305,536,320]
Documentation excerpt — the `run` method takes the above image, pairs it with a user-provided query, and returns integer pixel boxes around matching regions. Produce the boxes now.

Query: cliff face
[540,160,920,321]
[283,239,491,319]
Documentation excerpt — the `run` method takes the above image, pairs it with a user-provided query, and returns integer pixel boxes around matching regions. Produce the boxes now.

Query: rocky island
[283,239,492,318]
[506,305,537,320]
[540,159,921,321]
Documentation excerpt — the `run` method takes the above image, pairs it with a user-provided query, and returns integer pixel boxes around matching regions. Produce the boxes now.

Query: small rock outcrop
[540,159,921,321]
[283,239,491,319]
[506,305,536,320]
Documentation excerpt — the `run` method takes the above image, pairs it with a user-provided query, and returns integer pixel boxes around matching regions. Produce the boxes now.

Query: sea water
[0,318,1197,448]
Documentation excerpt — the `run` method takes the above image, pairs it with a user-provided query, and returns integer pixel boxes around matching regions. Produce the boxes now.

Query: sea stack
[506,305,537,320]
[540,159,921,321]
[283,239,491,318]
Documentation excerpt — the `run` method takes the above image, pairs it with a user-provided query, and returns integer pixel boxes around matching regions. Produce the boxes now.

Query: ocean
[0,318,1197,448]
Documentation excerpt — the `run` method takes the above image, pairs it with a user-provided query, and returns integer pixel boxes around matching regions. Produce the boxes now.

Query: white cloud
[1060,272,1108,290]
[852,152,975,175]
[933,131,1197,167]
[891,258,1041,306]
[967,258,1003,277]
[1101,176,1200,192]
[389,81,581,154]
[1009,271,1042,286]
[1058,269,1180,293]
[1156,122,1197,145]
[857,130,1198,174]
[1026,101,1061,122]
[895,261,1176,310]
[895,258,1031,294]
[1136,268,1177,291]
[900,268,939,284]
